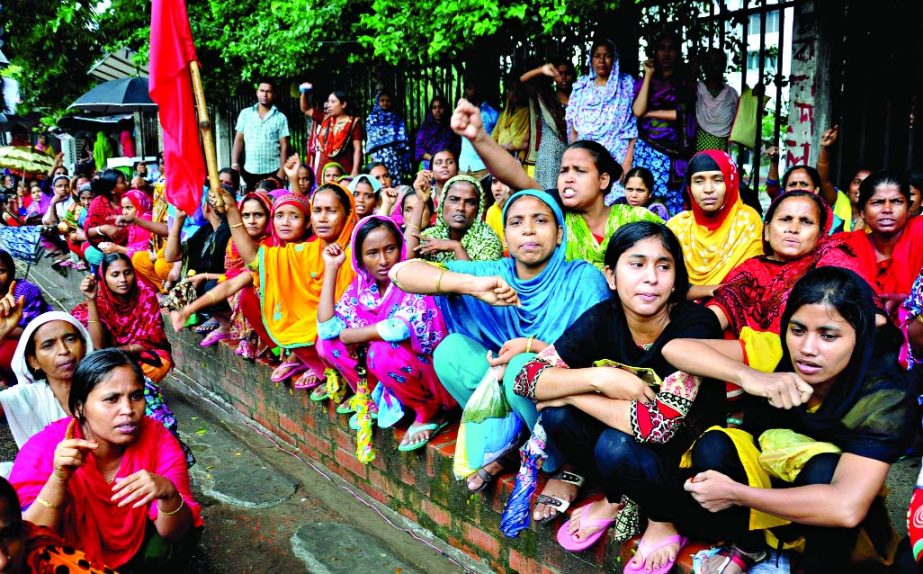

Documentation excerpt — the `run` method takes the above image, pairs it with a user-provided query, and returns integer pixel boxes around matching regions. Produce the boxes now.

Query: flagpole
[187,60,225,209]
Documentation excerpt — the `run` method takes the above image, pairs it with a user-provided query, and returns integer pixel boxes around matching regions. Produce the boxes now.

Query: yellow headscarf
[666,150,763,286]
[256,183,358,348]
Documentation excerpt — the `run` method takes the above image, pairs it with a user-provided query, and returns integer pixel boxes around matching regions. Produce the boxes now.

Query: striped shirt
[235,104,290,174]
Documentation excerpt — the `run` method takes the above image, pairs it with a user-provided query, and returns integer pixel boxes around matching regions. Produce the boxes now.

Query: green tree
[0,0,103,119]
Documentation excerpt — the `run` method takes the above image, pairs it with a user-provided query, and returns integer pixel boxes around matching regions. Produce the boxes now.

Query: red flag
[149,0,205,214]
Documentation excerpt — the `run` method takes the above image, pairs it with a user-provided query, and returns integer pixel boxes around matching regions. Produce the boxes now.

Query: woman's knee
[691,430,739,472]
[594,429,639,476]
[794,453,840,486]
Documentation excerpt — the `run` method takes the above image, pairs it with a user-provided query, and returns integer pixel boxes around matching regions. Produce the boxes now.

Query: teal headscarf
[440,190,610,350]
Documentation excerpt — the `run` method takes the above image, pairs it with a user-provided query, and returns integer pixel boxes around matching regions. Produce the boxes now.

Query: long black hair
[604,221,689,305]
[354,217,403,267]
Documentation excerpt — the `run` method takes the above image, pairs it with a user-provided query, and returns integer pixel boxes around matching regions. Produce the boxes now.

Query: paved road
[0,378,477,574]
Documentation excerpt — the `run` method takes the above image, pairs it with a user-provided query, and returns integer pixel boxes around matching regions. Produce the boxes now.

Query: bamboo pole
[187,60,226,211]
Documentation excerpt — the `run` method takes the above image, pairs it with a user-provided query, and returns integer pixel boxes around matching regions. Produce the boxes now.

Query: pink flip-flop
[622,534,688,574]
[199,330,230,347]
[270,359,307,383]
[556,512,615,552]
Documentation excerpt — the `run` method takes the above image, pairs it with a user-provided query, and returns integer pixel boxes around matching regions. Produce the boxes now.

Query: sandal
[309,385,331,402]
[348,409,380,431]
[466,447,517,493]
[397,419,446,452]
[700,545,767,574]
[194,318,219,334]
[534,470,585,524]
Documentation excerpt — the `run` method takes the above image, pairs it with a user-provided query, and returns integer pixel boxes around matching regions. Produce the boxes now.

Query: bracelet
[158,494,185,516]
[35,496,66,510]
[526,335,535,354]
[230,222,244,229]
[917,314,923,325]
[435,269,447,294]
[87,319,100,324]
[208,292,218,306]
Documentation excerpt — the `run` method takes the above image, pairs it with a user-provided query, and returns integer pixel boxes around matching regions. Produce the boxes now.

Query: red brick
[462,523,500,556]
[334,428,355,452]
[278,413,305,441]
[421,499,451,529]
[509,548,541,574]
[398,464,417,487]
[398,507,417,523]
[334,447,369,480]
[302,430,331,458]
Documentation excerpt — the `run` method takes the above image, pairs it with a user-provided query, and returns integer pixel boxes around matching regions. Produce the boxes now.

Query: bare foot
[626,520,683,573]
[565,499,620,542]
[533,477,579,521]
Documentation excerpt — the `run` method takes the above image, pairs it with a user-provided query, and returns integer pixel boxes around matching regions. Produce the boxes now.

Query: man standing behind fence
[232,80,291,191]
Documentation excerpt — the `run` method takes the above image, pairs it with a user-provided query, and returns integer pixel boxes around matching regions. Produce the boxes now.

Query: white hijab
[1,312,93,450]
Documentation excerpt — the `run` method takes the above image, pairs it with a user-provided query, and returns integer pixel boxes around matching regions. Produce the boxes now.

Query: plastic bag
[758,428,841,483]
[453,366,523,480]
[729,87,769,150]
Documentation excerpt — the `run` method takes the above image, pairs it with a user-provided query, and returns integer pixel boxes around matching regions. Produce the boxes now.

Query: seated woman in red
[838,170,923,319]
[72,253,174,383]
[9,349,202,572]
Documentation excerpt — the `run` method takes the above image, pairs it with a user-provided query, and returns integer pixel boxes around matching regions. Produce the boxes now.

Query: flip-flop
[293,370,324,390]
[622,534,688,574]
[309,385,330,402]
[556,511,615,552]
[199,330,230,347]
[397,420,447,452]
[271,360,307,383]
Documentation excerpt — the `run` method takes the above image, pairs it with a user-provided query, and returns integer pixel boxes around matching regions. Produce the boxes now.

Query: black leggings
[689,429,860,573]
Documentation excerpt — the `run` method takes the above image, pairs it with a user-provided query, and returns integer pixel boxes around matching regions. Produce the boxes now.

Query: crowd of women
[0,29,921,573]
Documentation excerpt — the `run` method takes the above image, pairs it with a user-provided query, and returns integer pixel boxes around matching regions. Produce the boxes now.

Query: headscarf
[419,175,502,262]
[666,150,763,285]
[438,190,610,350]
[365,92,409,155]
[92,132,113,172]
[267,192,312,247]
[413,101,461,165]
[710,191,866,335]
[12,311,94,385]
[11,417,203,568]
[743,270,914,462]
[840,214,923,297]
[565,205,663,270]
[319,162,346,184]
[336,215,445,354]
[122,189,154,257]
[256,183,358,348]
[316,114,360,161]
[71,257,172,363]
[565,44,638,163]
[348,174,382,197]
[2,312,94,448]
[696,81,738,138]
[0,250,52,327]
[225,191,273,277]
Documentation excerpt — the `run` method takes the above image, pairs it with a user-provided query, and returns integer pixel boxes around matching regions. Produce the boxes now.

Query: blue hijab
[440,190,610,351]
